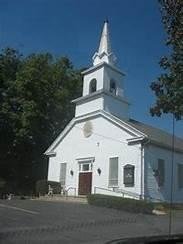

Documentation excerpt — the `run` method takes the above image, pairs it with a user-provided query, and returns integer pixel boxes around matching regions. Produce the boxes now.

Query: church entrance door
[78,172,92,195]
[78,160,93,195]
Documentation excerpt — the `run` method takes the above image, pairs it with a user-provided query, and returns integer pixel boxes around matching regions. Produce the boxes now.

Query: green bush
[87,194,155,214]
[156,203,183,211]
[36,180,48,196]
[35,180,61,196]
[48,181,61,194]
[0,178,6,189]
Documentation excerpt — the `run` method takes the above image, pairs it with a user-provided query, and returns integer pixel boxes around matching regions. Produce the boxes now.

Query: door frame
[77,157,94,195]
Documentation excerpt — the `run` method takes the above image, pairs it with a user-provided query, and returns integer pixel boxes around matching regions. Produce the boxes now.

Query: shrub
[156,203,183,211]
[48,181,61,194]
[87,194,155,214]
[0,178,6,189]
[35,180,61,196]
[36,180,48,196]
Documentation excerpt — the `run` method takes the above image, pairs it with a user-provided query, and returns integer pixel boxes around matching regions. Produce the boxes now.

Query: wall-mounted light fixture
[70,170,74,176]
[97,168,101,175]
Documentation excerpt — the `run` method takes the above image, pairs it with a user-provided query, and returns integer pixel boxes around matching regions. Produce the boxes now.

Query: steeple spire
[98,19,111,55]
[93,20,116,66]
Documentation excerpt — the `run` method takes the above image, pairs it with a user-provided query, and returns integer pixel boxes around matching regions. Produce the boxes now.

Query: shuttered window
[178,164,183,189]
[60,163,67,187]
[109,157,118,186]
[158,159,165,187]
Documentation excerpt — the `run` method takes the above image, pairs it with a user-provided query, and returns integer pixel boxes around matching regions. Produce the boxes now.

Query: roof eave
[127,136,148,145]
[44,151,56,157]
[149,140,183,154]
[81,62,125,76]
[44,110,147,156]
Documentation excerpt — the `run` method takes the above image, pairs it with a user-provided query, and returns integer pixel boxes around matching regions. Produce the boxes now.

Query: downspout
[140,143,144,200]
[140,138,150,200]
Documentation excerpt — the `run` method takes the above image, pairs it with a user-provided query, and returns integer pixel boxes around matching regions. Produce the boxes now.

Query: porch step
[36,195,87,204]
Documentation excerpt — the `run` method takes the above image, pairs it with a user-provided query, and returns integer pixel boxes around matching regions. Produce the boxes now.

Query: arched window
[89,79,97,94]
[110,80,117,95]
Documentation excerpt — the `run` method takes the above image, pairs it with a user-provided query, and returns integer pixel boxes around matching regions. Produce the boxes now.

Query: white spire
[98,19,112,55]
[93,20,116,66]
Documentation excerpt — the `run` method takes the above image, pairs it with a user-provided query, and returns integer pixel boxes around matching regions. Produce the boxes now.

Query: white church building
[45,21,183,202]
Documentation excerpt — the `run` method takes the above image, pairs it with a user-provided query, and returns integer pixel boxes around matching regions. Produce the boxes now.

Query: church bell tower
[72,20,130,120]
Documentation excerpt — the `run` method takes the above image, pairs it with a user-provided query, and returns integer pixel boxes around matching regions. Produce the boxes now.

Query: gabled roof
[44,110,146,156]
[128,119,183,153]
[44,110,183,156]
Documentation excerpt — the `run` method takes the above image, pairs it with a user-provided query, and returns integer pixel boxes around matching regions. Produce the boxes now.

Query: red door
[78,172,92,195]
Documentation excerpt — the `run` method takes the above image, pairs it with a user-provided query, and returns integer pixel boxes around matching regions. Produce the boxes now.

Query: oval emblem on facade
[83,121,93,138]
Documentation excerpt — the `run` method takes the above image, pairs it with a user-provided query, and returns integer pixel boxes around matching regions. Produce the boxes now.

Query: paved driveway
[0,199,182,243]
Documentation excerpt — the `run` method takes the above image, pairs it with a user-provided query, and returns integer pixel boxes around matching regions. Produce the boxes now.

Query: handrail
[115,188,140,198]
[65,187,76,199]
[94,186,116,193]
[94,186,165,202]
[94,186,140,199]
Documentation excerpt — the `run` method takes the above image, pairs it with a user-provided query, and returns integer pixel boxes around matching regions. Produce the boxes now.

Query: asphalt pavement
[0,199,182,244]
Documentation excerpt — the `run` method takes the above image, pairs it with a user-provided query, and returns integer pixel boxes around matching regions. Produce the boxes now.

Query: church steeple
[73,20,130,121]
[93,20,116,66]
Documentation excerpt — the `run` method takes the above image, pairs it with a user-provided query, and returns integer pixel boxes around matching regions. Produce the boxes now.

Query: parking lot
[0,199,183,243]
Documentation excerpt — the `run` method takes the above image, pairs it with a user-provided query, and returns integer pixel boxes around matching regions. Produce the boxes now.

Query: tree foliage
[150,0,183,120]
[0,48,82,193]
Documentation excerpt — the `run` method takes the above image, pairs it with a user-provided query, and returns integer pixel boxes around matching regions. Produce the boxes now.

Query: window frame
[60,163,67,187]
[108,157,119,187]
[79,160,93,173]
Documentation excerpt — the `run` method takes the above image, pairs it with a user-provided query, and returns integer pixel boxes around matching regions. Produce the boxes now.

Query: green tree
[0,48,82,193]
[150,0,183,120]
[0,48,22,188]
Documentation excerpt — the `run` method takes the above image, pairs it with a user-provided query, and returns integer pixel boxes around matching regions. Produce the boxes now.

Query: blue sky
[0,0,182,137]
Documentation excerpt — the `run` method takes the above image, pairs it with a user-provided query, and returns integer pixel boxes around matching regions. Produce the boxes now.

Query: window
[178,164,183,189]
[109,157,118,186]
[124,164,135,187]
[83,164,90,171]
[110,80,116,95]
[60,163,67,187]
[89,79,97,94]
[79,161,92,172]
[157,159,165,187]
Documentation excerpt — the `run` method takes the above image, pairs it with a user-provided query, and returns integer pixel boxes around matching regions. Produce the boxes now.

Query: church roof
[44,110,183,156]
[44,110,146,156]
[128,119,183,153]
